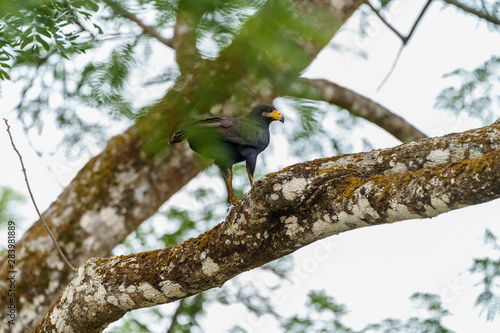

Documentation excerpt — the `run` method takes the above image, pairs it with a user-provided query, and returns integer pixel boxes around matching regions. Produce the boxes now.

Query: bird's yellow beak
[270,109,285,123]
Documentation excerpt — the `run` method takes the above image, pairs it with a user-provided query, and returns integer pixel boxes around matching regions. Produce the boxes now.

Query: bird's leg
[223,168,238,230]
[219,167,238,205]
[226,168,239,204]
[246,166,254,187]
[245,157,257,188]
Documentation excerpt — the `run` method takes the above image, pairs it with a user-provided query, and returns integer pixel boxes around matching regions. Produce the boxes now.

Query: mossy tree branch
[35,124,500,332]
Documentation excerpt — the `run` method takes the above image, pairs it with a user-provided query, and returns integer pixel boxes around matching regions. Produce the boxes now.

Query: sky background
[1,0,500,332]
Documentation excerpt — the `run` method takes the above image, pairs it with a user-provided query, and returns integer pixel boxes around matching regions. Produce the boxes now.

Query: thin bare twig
[405,0,433,43]
[366,0,433,90]
[366,0,432,45]
[366,1,407,43]
[376,44,404,91]
[3,118,77,272]
[166,299,185,333]
[442,0,500,26]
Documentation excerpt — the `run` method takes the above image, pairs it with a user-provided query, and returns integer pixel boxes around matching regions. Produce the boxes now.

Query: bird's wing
[218,118,262,146]
[170,118,225,143]
[192,117,257,146]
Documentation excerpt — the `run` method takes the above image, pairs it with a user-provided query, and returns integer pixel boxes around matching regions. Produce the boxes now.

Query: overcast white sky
[1,0,500,332]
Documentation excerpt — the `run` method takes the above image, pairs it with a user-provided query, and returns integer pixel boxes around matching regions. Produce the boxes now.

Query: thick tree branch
[0,1,365,332]
[36,124,500,332]
[172,1,205,74]
[442,0,500,26]
[303,78,428,142]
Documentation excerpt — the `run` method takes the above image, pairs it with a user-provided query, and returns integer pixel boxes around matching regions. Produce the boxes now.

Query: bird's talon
[225,203,236,230]
[227,202,236,213]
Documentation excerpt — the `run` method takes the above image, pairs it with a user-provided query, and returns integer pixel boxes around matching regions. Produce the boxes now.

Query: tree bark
[35,123,500,332]
[0,1,365,332]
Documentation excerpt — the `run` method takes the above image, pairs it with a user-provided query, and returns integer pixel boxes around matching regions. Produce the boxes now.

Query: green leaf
[57,21,71,28]
[2,50,14,59]
[93,23,103,34]
[78,10,92,19]
[21,26,34,40]
[35,34,50,51]
[379,0,394,7]
[85,0,100,12]
[0,70,9,80]
[35,25,51,38]
[20,34,34,49]
[72,1,86,8]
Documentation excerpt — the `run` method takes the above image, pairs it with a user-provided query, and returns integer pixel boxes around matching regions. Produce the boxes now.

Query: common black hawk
[170,104,284,204]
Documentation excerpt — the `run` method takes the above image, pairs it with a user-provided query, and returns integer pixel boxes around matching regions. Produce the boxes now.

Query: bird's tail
[169,129,187,143]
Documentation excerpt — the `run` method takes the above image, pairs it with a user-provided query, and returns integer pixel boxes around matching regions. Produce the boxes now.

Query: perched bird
[170,104,284,204]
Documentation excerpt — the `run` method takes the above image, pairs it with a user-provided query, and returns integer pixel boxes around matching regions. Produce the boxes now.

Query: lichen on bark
[34,124,500,332]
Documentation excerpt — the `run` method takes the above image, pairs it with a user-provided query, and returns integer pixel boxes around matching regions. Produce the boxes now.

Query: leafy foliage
[282,291,452,333]
[465,0,500,29]
[196,0,264,59]
[283,98,359,160]
[470,229,500,321]
[15,38,150,157]
[0,0,100,80]
[76,42,138,119]
[0,186,25,253]
[435,56,500,124]
[282,290,354,333]
[0,186,24,228]
[364,293,451,333]
[7,0,337,157]
[378,0,395,7]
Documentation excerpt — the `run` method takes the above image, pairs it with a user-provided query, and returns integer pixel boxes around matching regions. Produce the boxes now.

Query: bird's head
[250,104,285,123]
